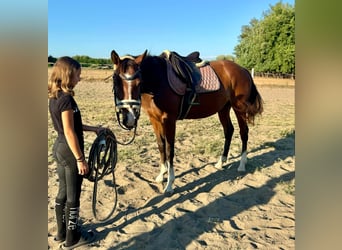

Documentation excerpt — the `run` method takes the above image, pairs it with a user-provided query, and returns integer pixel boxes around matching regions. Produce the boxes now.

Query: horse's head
[111,50,147,130]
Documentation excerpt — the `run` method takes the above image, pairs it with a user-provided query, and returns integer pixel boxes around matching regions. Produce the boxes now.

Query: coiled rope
[87,128,118,222]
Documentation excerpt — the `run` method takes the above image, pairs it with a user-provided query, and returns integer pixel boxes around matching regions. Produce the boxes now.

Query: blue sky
[48,0,294,60]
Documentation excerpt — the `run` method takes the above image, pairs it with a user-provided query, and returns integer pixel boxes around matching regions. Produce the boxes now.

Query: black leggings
[53,137,83,207]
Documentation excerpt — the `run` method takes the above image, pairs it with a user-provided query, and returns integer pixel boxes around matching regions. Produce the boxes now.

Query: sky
[48,0,295,60]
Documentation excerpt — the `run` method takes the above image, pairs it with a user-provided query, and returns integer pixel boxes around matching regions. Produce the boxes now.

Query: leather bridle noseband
[112,68,142,132]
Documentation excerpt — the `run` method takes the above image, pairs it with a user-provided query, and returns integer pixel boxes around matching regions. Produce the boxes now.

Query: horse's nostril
[133,108,140,116]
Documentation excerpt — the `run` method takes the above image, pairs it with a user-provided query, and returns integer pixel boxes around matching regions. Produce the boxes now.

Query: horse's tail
[246,78,264,125]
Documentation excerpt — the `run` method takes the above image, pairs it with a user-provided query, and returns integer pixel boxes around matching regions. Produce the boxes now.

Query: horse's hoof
[155,175,164,183]
[214,162,223,169]
[215,156,227,169]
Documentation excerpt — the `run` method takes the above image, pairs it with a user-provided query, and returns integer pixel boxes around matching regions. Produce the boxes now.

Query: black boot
[54,201,66,242]
[64,206,81,247]
[61,205,95,249]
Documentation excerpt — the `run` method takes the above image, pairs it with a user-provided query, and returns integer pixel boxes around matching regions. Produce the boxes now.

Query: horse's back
[210,60,253,92]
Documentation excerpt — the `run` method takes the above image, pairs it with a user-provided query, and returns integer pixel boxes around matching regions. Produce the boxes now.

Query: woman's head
[48,56,81,99]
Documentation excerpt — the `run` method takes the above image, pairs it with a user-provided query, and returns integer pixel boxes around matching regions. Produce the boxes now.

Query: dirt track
[48,71,295,249]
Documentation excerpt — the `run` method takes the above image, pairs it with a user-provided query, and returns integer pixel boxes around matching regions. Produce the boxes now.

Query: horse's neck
[140,56,168,94]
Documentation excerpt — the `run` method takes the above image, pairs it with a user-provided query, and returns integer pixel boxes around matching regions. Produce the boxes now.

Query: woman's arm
[83,124,105,135]
[83,124,100,133]
[61,110,88,175]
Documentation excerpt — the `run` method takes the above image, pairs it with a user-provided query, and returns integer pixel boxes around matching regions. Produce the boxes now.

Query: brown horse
[110,50,263,196]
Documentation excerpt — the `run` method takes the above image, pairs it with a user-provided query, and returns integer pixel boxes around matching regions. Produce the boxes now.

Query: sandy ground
[48,71,295,249]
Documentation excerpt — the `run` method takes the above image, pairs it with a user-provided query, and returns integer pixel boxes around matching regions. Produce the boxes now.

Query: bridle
[112,65,142,144]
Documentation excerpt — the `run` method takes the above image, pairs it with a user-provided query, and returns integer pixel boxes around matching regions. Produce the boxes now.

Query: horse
[110,49,263,196]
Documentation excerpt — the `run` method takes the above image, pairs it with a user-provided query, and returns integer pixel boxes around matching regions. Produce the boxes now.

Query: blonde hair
[48,56,81,99]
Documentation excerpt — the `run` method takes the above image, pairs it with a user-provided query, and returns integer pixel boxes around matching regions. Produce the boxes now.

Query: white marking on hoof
[237,151,247,172]
[163,161,175,195]
[155,163,167,183]
[215,156,227,169]
[155,173,164,183]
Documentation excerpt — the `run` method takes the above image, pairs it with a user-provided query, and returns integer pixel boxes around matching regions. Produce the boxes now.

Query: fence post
[251,68,254,78]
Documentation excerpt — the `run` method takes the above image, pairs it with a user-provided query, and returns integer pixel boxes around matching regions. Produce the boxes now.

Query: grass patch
[277,179,295,195]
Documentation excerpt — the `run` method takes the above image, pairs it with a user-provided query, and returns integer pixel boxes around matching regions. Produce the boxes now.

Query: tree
[234,2,295,74]
[72,55,111,65]
[48,55,57,63]
[216,54,236,61]
[48,55,112,67]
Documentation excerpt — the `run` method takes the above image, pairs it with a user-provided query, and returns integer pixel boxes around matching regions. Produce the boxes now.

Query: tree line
[219,2,295,75]
[49,2,294,75]
[48,55,112,68]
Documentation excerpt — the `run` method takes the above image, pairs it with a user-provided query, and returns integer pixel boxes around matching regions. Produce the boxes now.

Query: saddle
[161,50,216,119]
[177,51,202,64]
[161,50,203,86]
[161,50,206,113]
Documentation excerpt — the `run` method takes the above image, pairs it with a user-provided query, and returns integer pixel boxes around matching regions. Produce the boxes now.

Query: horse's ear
[135,49,148,64]
[111,50,120,66]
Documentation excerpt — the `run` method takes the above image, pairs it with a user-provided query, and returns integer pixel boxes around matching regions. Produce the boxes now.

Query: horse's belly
[186,108,220,119]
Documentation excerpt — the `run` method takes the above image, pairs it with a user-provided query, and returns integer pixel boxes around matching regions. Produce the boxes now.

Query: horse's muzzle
[115,99,141,130]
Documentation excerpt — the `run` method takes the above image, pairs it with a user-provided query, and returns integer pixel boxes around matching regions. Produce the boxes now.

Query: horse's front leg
[155,159,175,195]
[162,120,176,196]
[156,163,167,183]
[149,114,176,195]
[154,134,167,183]
[148,115,168,184]
[163,160,175,196]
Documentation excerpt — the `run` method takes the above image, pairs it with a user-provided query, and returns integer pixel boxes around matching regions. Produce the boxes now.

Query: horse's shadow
[229,129,295,173]
[88,131,295,248]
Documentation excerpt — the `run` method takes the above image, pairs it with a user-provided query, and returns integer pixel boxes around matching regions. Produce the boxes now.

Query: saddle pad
[197,64,220,93]
[167,62,220,95]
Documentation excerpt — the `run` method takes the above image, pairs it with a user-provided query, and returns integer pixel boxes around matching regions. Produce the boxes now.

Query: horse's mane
[140,54,167,94]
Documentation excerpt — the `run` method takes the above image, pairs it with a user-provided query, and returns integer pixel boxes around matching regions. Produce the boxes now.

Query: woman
[48,56,101,249]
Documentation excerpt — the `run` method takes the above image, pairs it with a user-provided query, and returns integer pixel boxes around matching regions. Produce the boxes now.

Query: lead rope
[87,128,118,221]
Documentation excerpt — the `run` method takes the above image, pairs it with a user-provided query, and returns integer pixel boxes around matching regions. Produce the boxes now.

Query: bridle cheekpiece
[112,65,142,131]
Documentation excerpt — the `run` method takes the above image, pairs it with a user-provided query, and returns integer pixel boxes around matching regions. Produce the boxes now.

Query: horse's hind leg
[234,110,249,172]
[215,104,234,169]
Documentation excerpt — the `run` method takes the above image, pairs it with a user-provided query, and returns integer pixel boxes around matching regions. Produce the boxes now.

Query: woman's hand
[77,160,89,175]
[96,126,107,135]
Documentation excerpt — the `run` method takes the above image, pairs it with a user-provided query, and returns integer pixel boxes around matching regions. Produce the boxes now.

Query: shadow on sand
[90,131,295,249]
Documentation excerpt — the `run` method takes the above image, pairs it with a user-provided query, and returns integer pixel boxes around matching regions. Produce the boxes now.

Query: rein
[114,125,138,146]
[104,74,113,82]
[87,128,118,221]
